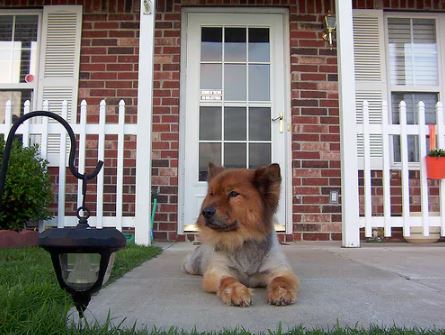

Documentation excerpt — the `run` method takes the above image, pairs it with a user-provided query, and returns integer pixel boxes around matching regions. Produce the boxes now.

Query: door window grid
[199,26,272,180]
[386,16,440,164]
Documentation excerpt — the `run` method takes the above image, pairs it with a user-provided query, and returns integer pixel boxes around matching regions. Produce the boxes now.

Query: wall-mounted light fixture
[322,11,336,50]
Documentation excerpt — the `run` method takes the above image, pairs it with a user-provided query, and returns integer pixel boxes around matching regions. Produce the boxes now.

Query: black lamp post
[0,111,126,318]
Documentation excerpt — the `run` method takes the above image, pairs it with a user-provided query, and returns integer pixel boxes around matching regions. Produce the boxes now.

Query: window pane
[0,16,13,41]
[249,28,269,62]
[200,64,222,90]
[249,64,270,101]
[224,107,246,141]
[249,143,271,168]
[249,107,270,141]
[15,16,38,44]
[391,93,438,125]
[224,64,246,101]
[201,27,222,62]
[199,143,221,181]
[392,135,419,163]
[0,15,38,84]
[0,89,32,123]
[224,143,246,168]
[224,27,246,62]
[388,18,437,86]
[200,107,221,141]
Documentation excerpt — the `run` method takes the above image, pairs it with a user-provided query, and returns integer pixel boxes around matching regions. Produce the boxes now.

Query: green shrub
[427,148,445,157]
[0,138,53,230]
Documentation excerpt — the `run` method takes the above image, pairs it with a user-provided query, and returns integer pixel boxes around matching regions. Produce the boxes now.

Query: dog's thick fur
[182,163,299,307]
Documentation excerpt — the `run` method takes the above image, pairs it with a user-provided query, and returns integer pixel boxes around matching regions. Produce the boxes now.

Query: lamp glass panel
[102,252,116,285]
[59,253,101,291]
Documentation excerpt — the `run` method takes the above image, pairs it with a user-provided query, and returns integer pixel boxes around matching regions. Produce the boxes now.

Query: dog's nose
[202,207,216,219]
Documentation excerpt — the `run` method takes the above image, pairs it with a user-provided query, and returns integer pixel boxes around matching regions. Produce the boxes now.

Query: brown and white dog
[182,163,299,307]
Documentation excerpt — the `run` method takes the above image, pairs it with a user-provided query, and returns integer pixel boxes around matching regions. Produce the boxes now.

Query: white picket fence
[0,99,138,230]
[358,100,445,238]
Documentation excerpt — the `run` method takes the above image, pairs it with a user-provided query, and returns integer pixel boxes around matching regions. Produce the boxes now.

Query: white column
[135,0,156,246]
[336,0,360,247]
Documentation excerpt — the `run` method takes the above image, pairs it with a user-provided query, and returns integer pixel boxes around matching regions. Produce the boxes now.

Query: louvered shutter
[37,5,82,165]
[353,9,387,169]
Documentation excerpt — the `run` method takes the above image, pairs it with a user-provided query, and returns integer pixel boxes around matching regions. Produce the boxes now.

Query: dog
[182,163,299,307]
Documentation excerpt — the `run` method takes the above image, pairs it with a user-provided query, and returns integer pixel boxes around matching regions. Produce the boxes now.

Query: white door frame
[178,7,292,235]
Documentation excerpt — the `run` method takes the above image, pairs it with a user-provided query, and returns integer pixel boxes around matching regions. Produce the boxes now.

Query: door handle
[272,113,284,133]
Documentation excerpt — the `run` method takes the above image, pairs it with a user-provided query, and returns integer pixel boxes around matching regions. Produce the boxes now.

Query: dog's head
[197,163,281,250]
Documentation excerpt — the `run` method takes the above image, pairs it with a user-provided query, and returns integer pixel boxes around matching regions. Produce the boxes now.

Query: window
[386,16,439,163]
[0,13,39,123]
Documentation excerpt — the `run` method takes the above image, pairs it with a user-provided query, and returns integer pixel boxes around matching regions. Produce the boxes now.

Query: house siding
[0,0,442,241]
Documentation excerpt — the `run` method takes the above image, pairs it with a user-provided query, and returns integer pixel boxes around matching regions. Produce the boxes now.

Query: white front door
[180,11,289,232]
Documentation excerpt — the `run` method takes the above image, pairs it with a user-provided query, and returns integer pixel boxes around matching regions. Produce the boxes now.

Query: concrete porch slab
[78,242,445,332]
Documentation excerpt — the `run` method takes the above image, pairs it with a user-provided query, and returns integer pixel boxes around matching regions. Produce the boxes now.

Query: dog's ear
[207,162,224,182]
[253,164,281,212]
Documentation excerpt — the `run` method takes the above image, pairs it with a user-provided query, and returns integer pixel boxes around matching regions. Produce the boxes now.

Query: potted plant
[0,139,53,248]
[426,148,445,179]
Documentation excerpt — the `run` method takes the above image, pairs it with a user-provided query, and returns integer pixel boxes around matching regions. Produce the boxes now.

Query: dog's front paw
[218,276,252,307]
[266,275,299,306]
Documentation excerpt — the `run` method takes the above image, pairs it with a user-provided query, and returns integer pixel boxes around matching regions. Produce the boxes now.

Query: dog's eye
[228,191,239,198]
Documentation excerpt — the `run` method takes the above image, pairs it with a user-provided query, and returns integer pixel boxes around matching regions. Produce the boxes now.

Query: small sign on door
[201,90,222,101]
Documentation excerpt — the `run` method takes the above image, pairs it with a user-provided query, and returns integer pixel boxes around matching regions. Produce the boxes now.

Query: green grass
[0,243,161,335]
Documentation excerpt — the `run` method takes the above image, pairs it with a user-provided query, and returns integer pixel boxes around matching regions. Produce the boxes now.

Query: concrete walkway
[80,242,445,332]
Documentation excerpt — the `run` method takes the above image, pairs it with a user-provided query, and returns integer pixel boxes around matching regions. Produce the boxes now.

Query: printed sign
[201,90,222,101]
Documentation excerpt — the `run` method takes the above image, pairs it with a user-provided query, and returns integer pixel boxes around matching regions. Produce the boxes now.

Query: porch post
[335,0,360,247]
[135,0,156,246]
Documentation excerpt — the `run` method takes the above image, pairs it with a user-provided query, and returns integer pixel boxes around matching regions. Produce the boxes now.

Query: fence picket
[40,100,49,160]
[22,100,30,148]
[399,101,410,237]
[115,100,125,232]
[362,101,372,237]
[382,101,392,237]
[96,100,106,229]
[436,102,445,237]
[417,102,429,236]
[77,100,87,211]
[57,101,68,228]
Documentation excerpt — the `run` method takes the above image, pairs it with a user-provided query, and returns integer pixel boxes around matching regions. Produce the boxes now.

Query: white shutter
[37,5,82,165]
[353,9,387,169]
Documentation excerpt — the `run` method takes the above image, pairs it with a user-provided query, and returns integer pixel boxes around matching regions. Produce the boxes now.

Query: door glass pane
[201,27,222,61]
[249,64,270,101]
[224,64,246,100]
[224,27,246,62]
[224,143,246,168]
[249,107,270,141]
[199,143,221,181]
[391,92,438,125]
[200,107,221,140]
[249,28,269,62]
[249,143,271,168]
[201,64,222,90]
[224,107,246,141]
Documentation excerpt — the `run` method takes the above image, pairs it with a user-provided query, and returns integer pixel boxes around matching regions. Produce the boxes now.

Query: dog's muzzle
[201,206,238,232]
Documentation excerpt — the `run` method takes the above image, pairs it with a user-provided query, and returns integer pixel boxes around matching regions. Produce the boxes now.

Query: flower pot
[425,156,445,179]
